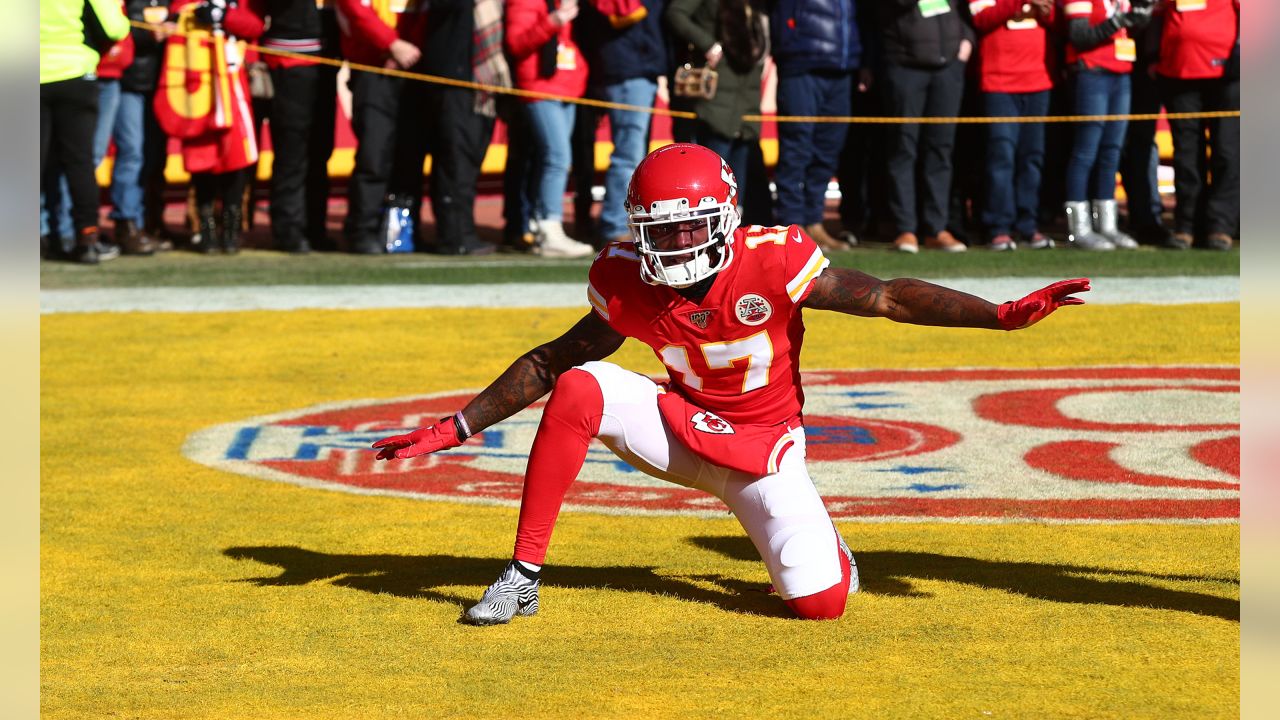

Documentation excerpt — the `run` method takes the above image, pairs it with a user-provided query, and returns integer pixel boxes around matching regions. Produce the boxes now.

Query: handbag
[247,60,274,100]
[673,64,718,100]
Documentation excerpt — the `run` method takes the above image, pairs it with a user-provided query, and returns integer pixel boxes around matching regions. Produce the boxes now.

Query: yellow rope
[135,19,1240,126]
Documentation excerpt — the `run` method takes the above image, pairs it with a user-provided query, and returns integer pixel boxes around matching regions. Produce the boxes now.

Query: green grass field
[39,244,1239,289]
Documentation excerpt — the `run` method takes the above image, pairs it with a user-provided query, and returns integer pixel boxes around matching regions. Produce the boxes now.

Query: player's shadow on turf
[689,536,1239,622]
[222,545,794,619]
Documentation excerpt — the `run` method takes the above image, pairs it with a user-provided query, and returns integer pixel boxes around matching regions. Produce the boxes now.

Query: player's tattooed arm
[802,268,1003,329]
[459,312,626,434]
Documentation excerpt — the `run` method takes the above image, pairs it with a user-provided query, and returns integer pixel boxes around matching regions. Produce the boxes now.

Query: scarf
[472,0,512,117]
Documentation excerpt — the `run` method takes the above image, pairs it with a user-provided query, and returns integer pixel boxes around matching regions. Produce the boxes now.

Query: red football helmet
[625,143,741,287]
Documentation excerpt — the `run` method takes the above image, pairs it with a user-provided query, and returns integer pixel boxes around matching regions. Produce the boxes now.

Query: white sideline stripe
[40,277,1239,314]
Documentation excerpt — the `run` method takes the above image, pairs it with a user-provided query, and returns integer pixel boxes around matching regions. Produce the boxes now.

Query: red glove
[997,278,1091,330]
[372,416,465,460]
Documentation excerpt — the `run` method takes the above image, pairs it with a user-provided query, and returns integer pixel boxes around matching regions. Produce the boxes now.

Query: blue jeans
[107,89,148,224]
[526,99,577,222]
[775,70,852,225]
[982,90,1049,238]
[600,77,657,237]
[1065,68,1130,201]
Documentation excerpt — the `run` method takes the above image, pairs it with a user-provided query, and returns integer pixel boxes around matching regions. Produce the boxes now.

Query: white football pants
[578,361,844,600]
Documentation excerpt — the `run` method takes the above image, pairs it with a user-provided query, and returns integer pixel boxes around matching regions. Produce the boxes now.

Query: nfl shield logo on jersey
[691,411,735,435]
[735,294,772,326]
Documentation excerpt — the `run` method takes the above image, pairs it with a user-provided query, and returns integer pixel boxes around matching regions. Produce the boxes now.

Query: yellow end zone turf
[41,303,1239,718]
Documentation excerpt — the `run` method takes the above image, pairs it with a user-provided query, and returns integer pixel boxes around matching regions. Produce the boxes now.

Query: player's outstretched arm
[372,312,625,460]
[801,269,1090,330]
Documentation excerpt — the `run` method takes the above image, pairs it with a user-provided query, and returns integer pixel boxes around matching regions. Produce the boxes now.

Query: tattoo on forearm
[884,279,1001,328]
[805,270,1000,328]
[460,313,624,433]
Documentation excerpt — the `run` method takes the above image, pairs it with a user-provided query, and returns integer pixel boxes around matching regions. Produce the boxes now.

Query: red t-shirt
[970,0,1055,93]
[1157,0,1239,80]
[1061,0,1133,73]
[586,225,830,427]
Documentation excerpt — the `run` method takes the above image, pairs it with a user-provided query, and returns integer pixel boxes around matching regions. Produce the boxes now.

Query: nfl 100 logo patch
[183,367,1239,522]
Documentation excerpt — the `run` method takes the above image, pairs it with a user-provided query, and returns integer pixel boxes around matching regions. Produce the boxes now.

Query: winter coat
[665,0,766,140]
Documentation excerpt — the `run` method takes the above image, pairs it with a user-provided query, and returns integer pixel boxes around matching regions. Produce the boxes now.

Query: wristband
[453,411,473,441]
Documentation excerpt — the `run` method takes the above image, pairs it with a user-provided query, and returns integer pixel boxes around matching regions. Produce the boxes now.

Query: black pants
[423,86,494,251]
[882,60,965,236]
[837,78,890,237]
[1119,60,1164,232]
[193,169,249,210]
[308,63,339,245]
[269,63,337,248]
[40,76,100,239]
[1161,76,1240,238]
[502,98,537,245]
[571,100,600,241]
[344,72,403,245]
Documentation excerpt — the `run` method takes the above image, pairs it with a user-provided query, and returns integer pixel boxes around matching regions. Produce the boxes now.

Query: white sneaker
[535,219,595,258]
[461,561,541,626]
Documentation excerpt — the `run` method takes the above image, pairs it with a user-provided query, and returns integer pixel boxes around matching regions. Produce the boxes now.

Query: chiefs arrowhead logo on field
[687,310,713,329]
[735,293,772,326]
[691,410,735,435]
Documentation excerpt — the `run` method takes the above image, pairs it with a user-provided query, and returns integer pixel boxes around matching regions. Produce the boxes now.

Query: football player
[372,144,1090,624]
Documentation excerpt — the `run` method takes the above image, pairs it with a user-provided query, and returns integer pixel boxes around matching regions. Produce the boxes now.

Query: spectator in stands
[1060,0,1150,251]
[665,0,769,221]
[40,0,130,263]
[165,0,264,254]
[1156,0,1238,250]
[769,0,864,252]
[249,1,340,254]
[335,0,424,254]
[46,24,141,258]
[876,0,973,254]
[1118,10,1173,247]
[971,0,1056,251]
[506,0,596,257]
[574,0,667,246]
[397,0,505,255]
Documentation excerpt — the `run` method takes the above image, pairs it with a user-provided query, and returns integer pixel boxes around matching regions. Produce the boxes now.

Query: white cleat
[839,536,861,595]
[461,561,541,626]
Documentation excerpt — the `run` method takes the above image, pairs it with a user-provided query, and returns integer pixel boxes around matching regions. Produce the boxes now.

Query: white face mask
[629,199,740,288]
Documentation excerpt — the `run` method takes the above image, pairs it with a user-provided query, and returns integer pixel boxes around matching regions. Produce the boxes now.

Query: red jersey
[1062,0,1134,73]
[970,0,1055,93]
[587,224,830,428]
[1157,0,1239,80]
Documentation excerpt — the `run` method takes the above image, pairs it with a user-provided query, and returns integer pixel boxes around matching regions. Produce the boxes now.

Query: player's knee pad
[542,367,605,437]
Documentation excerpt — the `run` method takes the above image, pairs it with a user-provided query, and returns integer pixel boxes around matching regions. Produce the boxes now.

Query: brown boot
[114,219,157,256]
[924,230,967,253]
[804,222,845,251]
